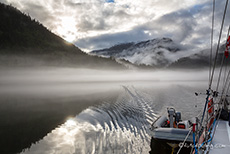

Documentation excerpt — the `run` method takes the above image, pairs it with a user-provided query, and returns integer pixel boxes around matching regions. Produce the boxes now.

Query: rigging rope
[176,129,192,154]
[209,0,215,88]
[199,119,216,150]
[216,26,230,93]
[222,75,230,98]
[210,107,223,144]
[220,67,230,98]
[226,79,230,94]
[222,52,229,92]
[199,1,229,153]
[209,0,229,89]
[204,0,229,140]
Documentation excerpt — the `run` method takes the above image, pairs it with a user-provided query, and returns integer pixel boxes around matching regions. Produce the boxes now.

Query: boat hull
[149,137,192,154]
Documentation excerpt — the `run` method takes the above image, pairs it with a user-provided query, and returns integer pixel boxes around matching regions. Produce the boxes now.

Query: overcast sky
[1,0,230,52]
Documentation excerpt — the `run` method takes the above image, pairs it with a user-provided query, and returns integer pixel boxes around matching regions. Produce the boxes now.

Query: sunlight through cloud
[65,118,77,127]
[56,17,77,42]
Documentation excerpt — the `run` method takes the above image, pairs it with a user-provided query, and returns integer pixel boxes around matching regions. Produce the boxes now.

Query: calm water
[0,68,213,153]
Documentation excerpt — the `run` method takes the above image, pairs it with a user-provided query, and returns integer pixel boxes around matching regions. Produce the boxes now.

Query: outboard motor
[168,108,175,128]
[175,112,181,124]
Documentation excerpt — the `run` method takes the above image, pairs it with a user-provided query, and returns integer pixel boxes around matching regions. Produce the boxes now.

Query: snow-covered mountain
[169,44,227,69]
[91,38,186,67]
[91,37,228,69]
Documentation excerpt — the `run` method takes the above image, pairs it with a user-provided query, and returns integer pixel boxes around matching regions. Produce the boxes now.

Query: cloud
[75,23,159,51]
[152,10,197,43]
[1,0,229,52]
[74,3,200,51]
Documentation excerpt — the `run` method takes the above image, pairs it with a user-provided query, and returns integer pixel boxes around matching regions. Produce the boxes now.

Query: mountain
[0,3,124,69]
[91,38,184,68]
[169,44,227,69]
[91,37,228,69]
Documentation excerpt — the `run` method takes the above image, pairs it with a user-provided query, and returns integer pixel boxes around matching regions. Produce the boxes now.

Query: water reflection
[22,87,158,154]
[22,81,207,154]
[0,68,210,153]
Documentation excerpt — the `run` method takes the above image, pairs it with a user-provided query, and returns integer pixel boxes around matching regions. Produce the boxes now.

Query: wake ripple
[23,86,158,154]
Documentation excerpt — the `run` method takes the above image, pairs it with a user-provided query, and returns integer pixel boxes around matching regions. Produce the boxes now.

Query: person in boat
[162,108,182,128]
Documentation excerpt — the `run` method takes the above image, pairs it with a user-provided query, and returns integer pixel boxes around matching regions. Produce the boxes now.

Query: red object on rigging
[225,50,229,58]
[227,36,230,47]
[208,98,214,113]
[225,36,230,58]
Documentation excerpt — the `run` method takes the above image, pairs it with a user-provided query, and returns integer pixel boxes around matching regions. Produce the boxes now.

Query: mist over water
[0,67,210,97]
[0,67,216,153]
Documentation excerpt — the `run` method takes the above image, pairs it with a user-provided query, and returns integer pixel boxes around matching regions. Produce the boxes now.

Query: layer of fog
[17,67,218,154]
[0,67,218,99]
[1,67,221,153]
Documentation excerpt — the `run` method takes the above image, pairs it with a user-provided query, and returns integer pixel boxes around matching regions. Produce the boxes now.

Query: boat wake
[23,86,158,154]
